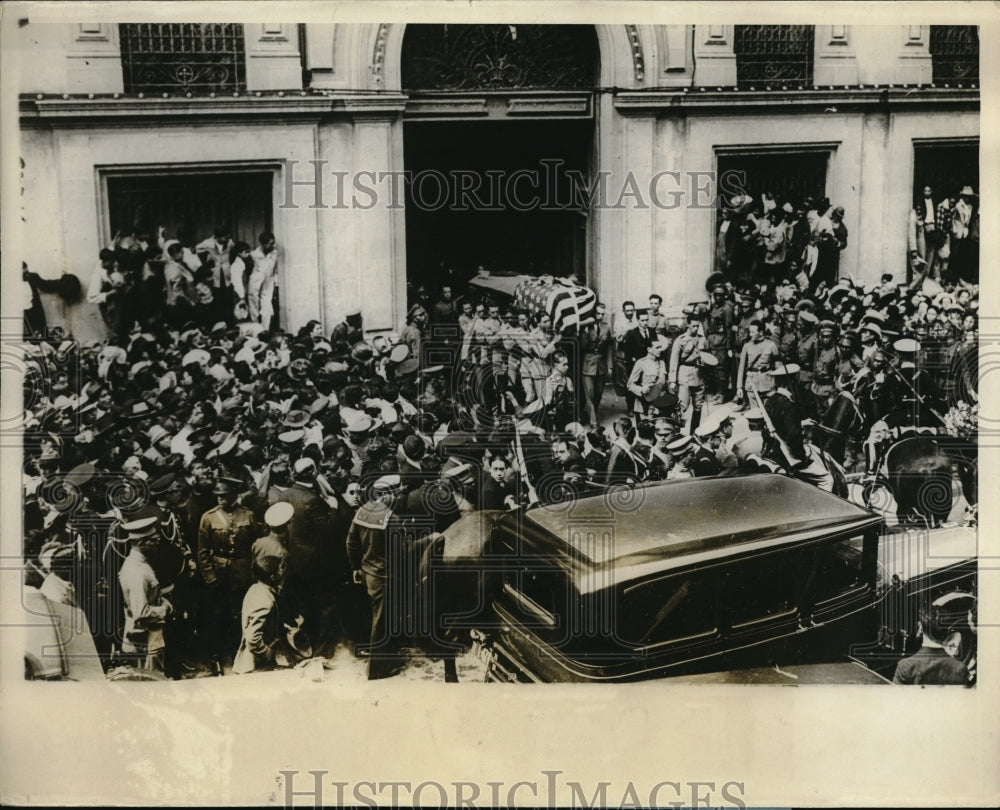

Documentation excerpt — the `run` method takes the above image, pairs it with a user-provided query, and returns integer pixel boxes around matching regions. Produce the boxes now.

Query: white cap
[292,457,316,475]
[264,501,294,529]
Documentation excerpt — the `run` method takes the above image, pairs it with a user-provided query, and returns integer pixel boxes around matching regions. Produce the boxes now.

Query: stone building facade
[15,22,979,340]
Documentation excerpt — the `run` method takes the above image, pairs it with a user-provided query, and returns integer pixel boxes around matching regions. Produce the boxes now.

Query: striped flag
[513,277,597,333]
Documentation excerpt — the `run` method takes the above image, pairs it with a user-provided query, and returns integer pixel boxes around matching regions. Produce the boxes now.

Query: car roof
[520,475,881,589]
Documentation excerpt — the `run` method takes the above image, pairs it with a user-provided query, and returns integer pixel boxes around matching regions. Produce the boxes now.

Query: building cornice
[19,86,978,127]
[18,91,408,128]
[613,86,979,115]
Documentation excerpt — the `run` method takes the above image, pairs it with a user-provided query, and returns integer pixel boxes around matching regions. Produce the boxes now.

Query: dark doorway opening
[715,150,830,235]
[105,170,273,248]
[913,141,979,203]
[403,119,592,290]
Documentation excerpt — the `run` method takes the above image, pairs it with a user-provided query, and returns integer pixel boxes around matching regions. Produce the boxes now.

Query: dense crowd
[20,196,980,681]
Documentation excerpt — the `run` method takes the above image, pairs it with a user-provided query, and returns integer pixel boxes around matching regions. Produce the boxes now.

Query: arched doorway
[400,24,600,297]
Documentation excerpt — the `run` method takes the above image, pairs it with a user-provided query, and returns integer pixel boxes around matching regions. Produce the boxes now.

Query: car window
[727,551,798,628]
[617,573,717,647]
[810,535,866,604]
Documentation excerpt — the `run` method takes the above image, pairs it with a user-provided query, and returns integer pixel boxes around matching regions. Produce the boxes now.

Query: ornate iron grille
[119,23,247,93]
[734,25,814,89]
[929,26,979,83]
[401,25,597,91]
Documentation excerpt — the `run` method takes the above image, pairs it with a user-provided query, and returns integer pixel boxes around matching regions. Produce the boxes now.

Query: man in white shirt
[248,231,279,328]
[195,225,234,290]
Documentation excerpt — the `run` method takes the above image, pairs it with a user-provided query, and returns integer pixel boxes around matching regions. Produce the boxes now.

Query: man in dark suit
[581,303,614,426]
[272,456,339,656]
[622,311,654,413]
[893,603,971,686]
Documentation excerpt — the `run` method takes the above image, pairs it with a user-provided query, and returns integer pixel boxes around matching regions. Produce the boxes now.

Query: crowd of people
[20,193,979,682]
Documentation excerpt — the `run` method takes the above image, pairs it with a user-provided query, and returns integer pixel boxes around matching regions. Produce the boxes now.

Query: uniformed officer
[706,282,735,401]
[118,515,173,673]
[345,474,408,679]
[795,309,819,402]
[809,320,841,419]
[736,320,781,404]
[254,501,292,572]
[691,414,725,477]
[197,475,259,676]
[762,362,806,467]
[665,434,696,479]
[669,314,711,434]
[626,336,669,419]
[778,307,799,362]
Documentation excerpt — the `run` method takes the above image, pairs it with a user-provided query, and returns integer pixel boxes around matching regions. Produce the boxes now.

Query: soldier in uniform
[669,313,710,434]
[809,320,841,420]
[665,434,696,479]
[254,501,292,571]
[706,283,735,402]
[736,320,780,405]
[627,336,669,420]
[794,310,819,404]
[118,515,173,673]
[691,414,725,477]
[778,307,799,363]
[346,474,408,679]
[274,456,340,657]
[197,475,259,676]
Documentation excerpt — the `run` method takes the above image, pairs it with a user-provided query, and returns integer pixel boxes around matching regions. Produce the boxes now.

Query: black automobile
[428,474,887,682]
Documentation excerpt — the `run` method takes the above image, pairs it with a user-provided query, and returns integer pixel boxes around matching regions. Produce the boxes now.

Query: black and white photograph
[1,1,996,806]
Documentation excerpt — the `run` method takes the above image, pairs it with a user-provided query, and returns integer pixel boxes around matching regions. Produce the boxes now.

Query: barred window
[119,23,247,94]
[929,26,979,84]
[734,25,815,89]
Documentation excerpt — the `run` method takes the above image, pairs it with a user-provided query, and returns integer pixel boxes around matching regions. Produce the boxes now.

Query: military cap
[818,319,837,333]
[121,515,159,539]
[768,362,801,377]
[313,340,332,354]
[893,338,920,355]
[373,473,403,492]
[292,457,317,475]
[798,310,818,325]
[666,435,695,455]
[694,413,722,438]
[264,501,294,529]
[345,414,375,435]
[277,429,305,446]
[212,476,244,495]
[149,472,177,497]
[744,407,764,424]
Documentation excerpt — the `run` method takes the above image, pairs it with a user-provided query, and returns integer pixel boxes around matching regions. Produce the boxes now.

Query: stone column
[66,23,123,93]
[245,24,303,91]
[692,25,736,86]
[337,100,407,334]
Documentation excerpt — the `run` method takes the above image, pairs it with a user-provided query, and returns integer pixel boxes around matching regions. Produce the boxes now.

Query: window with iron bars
[119,23,247,94]
[929,26,979,85]
[734,25,815,89]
